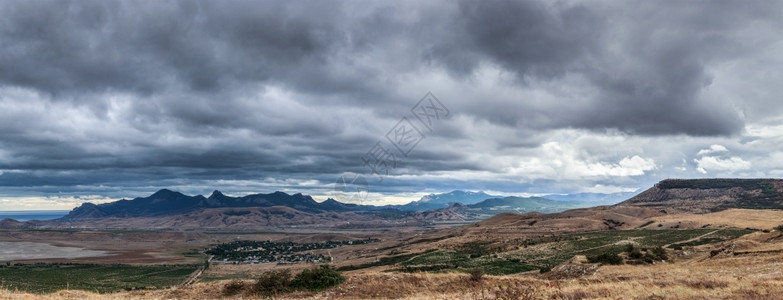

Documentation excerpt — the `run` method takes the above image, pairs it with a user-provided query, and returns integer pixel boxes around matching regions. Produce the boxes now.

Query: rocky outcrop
[618,179,783,213]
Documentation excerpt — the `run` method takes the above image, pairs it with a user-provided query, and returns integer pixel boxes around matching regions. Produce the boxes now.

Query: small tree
[468,267,485,282]
[651,247,668,260]
[291,264,345,291]
[222,280,247,296]
[254,269,293,297]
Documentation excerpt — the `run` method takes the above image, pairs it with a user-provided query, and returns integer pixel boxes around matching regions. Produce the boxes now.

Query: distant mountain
[618,178,783,213]
[395,191,498,211]
[61,189,373,221]
[544,191,640,205]
[467,196,582,213]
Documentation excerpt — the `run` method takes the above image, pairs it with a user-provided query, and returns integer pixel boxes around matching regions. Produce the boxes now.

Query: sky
[1,0,783,210]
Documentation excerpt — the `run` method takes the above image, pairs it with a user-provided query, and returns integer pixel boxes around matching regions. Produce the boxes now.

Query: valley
[2,179,783,299]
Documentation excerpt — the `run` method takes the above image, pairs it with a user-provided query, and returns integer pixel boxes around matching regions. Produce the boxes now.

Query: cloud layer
[1,0,782,207]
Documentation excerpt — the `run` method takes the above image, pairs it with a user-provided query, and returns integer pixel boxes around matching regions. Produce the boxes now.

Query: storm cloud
[1,0,782,207]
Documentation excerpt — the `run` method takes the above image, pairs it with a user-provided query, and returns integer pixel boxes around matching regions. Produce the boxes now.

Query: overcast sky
[1,0,783,209]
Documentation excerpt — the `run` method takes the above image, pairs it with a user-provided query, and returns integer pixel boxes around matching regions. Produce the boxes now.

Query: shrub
[291,264,345,291]
[222,279,247,296]
[253,269,292,297]
[468,267,485,282]
[629,249,643,259]
[710,249,721,257]
[651,247,668,260]
[775,224,783,231]
[586,253,623,265]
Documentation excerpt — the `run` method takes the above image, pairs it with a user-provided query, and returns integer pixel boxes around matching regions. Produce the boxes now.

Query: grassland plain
[1,209,781,299]
[3,247,783,299]
[0,264,198,293]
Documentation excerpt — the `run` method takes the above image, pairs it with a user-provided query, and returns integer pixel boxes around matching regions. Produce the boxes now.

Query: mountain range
[61,189,376,220]
[26,178,782,230]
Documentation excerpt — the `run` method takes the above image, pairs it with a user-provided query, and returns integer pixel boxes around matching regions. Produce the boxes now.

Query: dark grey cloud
[0,0,782,205]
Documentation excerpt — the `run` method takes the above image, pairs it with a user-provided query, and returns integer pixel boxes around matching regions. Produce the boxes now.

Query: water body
[0,242,112,261]
[0,210,69,221]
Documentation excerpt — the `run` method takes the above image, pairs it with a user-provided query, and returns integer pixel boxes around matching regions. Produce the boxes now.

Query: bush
[253,269,292,297]
[710,249,721,257]
[222,279,247,296]
[468,267,485,282]
[629,249,643,259]
[651,247,668,260]
[291,264,345,291]
[586,253,623,265]
[775,224,783,232]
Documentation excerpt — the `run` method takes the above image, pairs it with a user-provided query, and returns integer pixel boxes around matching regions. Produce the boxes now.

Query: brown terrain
[3,178,783,299]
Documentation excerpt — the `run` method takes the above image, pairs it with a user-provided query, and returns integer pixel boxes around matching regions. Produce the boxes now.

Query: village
[205,239,379,265]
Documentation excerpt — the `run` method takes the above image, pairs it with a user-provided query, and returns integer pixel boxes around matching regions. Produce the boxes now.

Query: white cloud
[583,184,639,194]
[694,156,752,174]
[696,144,729,156]
[0,195,117,210]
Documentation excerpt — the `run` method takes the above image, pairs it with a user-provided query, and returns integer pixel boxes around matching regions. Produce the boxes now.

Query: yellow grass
[4,248,783,299]
[652,208,783,230]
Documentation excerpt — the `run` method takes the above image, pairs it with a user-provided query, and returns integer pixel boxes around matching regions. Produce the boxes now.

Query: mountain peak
[209,190,225,198]
[150,189,180,197]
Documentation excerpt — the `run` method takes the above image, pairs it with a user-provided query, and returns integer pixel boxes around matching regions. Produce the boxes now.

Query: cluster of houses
[207,239,378,265]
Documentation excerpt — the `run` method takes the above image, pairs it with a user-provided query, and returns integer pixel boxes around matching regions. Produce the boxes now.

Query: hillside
[618,178,783,213]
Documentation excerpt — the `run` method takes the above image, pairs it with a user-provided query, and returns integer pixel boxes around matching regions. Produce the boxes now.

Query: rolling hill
[617,178,783,213]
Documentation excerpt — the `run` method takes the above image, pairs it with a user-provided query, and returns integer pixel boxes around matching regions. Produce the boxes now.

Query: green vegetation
[344,228,754,276]
[206,239,378,264]
[396,250,537,275]
[0,264,198,293]
[505,229,752,270]
[468,267,485,282]
[223,265,345,297]
[369,209,416,220]
[666,229,755,249]
[254,269,293,296]
[336,250,436,271]
[291,264,345,291]
[586,253,622,265]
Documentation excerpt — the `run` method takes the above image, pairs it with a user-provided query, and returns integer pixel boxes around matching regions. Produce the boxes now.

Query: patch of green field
[343,229,756,276]
[202,231,290,235]
[507,229,754,269]
[398,251,537,275]
[667,229,754,249]
[336,250,436,271]
[0,264,198,293]
[199,273,253,282]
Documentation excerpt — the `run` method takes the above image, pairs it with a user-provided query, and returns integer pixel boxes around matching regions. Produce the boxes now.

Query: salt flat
[0,242,111,261]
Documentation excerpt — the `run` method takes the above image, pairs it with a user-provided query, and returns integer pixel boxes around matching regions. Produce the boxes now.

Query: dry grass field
[3,209,783,299]
[649,208,783,230]
[3,246,783,299]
